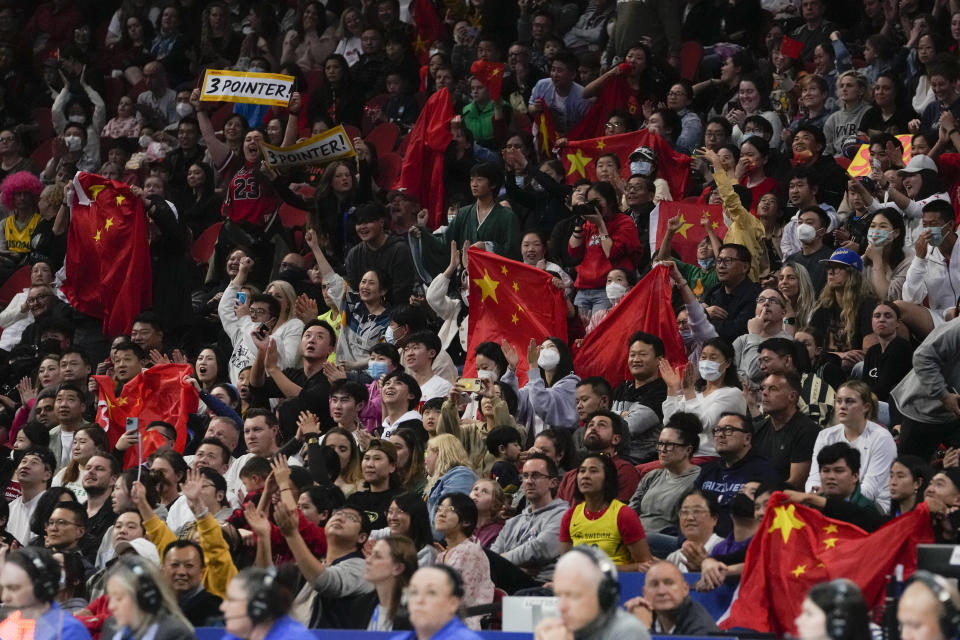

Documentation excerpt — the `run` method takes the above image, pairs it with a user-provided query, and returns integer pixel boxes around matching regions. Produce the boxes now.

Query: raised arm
[190,88,231,169]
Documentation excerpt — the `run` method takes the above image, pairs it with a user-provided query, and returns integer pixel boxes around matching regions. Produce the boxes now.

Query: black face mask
[730,492,755,519]
[278,266,307,283]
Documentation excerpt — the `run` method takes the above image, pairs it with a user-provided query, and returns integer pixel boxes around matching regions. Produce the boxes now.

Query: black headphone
[908,571,960,640]
[569,546,620,611]
[16,547,59,603]
[247,567,278,623]
[826,579,853,640]
[123,557,161,611]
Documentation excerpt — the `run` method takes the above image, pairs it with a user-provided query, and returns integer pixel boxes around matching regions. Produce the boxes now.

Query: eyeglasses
[756,296,784,306]
[436,505,458,514]
[249,307,271,317]
[331,509,363,522]
[667,90,687,97]
[0,136,15,143]
[46,519,79,529]
[655,441,687,451]
[712,426,749,436]
[26,294,51,304]
[716,257,744,266]
[624,184,644,192]
[520,471,551,481]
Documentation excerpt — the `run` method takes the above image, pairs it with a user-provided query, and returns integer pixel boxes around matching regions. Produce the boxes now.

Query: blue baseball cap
[820,247,863,272]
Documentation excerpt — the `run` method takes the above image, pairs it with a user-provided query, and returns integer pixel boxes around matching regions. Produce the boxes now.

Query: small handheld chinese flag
[654,202,726,264]
[533,105,558,160]
[779,36,805,60]
[470,60,505,101]
[464,248,567,386]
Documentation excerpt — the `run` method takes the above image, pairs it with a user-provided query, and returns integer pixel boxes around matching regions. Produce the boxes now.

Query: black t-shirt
[752,411,820,484]
[346,486,401,530]
[251,368,333,440]
[863,337,914,401]
[809,297,876,351]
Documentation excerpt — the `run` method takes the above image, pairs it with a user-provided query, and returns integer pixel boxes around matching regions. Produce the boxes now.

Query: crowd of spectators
[5,0,960,636]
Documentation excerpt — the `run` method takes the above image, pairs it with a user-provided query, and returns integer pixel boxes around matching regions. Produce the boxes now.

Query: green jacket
[421,201,522,273]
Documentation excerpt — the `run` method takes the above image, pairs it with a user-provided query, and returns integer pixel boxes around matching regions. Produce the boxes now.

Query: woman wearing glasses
[661,337,747,459]
[665,490,722,572]
[627,412,703,557]
[559,451,653,571]
[433,493,494,630]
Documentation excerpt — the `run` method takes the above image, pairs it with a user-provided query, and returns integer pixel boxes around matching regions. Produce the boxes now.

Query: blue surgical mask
[697,257,715,270]
[866,228,891,246]
[367,360,389,379]
[927,225,946,247]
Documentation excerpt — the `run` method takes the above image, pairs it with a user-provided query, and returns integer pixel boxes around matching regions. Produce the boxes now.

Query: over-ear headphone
[123,557,161,611]
[908,571,960,640]
[826,580,852,640]
[16,547,59,603]
[569,546,619,611]
[247,567,278,623]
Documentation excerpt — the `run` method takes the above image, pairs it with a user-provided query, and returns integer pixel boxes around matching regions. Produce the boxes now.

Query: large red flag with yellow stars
[719,492,935,635]
[533,106,558,161]
[62,172,152,336]
[655,202,726,265]
[94,364,198,468]
[464,247,567,386]
[572,265,686,387]
[560,129,690,202]
[411,0,443,64]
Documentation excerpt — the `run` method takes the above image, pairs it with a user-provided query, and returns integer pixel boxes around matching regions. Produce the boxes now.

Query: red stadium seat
[361,94,390,135]
[29,139,55,172]
[376,152,403,190]
[343,124,361,142]
[102,76,127,116]
[680,41,703,82]
[364,121,399,156]
[210,104,235,132]
[305,70,325,92]
[0,265,31,306]
[278,203,307,228]
[190,222,222,264]
[396,134,409,155]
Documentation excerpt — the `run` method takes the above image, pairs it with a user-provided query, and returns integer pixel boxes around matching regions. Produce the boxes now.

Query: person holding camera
[567,181,643,328]
[0,546,92,640]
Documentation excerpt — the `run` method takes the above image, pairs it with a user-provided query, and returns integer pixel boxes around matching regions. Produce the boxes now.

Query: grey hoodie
[490,498,569,583]
[891,318,960,424]
[824,100,871,156]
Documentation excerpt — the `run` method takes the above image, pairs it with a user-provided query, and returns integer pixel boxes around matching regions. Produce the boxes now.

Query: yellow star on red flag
[512,281,519,292]
[472,269,500,303]
[596,139,606,150]
[93,229,101,242]
[823,524,838,533]
[105,218,115,230]
[675,216,694,239]
[116,195,126,205]
[824,538,838,549]
[566,148,593,177]
[791,564,806,578]
[501,265,508,275]
[768,504,805,543]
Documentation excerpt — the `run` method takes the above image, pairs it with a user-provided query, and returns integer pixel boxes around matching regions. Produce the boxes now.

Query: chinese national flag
[393,87,453,229]
[654,202,726,264]
[573,265,685,387]
[568,74,642,140]
[464,248,567,386]
[533,106,558,160]
[561,129,690,203]
[61,172,152,336]
[719,493,935,635]
[93,364,199,469]
[411,0,443,64]
[470,61,504,101]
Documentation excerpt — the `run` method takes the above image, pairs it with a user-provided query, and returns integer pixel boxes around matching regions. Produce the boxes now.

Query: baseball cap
[366,438,398,464]
[820,247,863,272]
[898,154,938,175]
[115,538,160,565]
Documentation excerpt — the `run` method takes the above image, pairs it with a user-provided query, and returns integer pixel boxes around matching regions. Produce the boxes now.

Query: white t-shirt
[419,375,453,403]
[8,493,42,544]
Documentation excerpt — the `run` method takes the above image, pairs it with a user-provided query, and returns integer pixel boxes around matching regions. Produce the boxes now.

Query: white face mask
[605,282,627,301]
[477,368,498,381]
[67,114,86,124]
[630,160,653,176]
[175,102,193,118]
[698,359,723,381]
[64,136,82,152]
[796,222,817,243]
[537,348,561,371]
[138,134,153,150]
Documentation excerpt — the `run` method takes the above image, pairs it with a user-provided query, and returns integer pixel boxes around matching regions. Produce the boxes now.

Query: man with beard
[79,454,117,565]
[557,411,639,504]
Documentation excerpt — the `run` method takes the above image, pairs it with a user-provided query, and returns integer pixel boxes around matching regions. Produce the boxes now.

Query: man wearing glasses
[490,453,568,584]
[275,503,375,628]
[701,243,762,344]
[733,287,792,384]
[44,502,88,559]
[693,413,776,536]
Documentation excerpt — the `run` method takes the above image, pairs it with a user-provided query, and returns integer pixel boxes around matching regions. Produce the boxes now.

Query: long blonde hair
[265,280,297,327]
[814,266,877,349]
[105,556,193,631]
[425,434,470,493]
[780,262,817,327]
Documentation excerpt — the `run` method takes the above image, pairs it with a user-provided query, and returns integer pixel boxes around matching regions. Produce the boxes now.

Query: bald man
[898,571,960,640]
[624,562,719,635]
[534,548,650,640]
